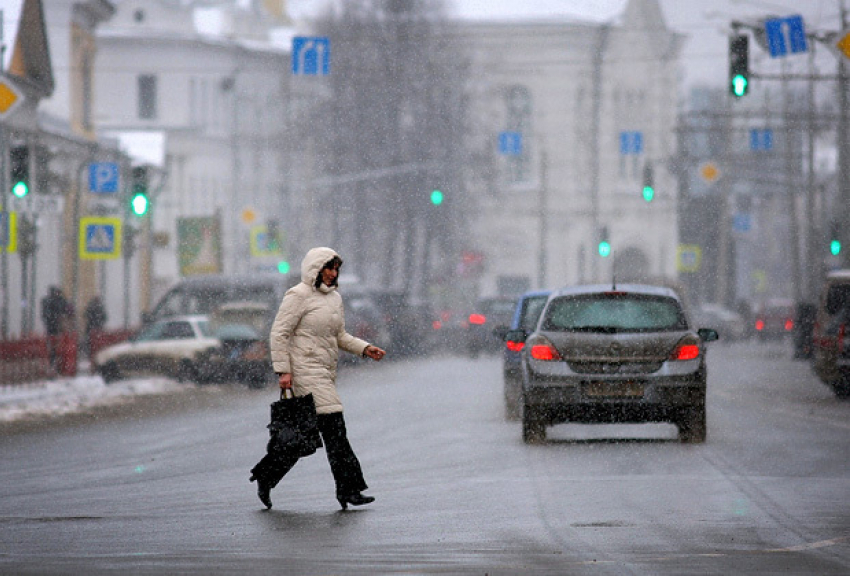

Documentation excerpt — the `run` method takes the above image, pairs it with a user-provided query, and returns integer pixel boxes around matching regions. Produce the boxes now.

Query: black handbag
[267,389,322,458]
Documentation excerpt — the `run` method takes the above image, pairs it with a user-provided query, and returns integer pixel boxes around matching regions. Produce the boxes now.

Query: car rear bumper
[523,363,706,424]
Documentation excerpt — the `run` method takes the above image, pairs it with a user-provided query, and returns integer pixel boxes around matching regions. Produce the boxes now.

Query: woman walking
[250,247,386,510]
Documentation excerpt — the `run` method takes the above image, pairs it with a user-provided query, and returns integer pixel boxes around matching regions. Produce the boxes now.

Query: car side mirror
[698,328,719,342]
[493,325,510,341]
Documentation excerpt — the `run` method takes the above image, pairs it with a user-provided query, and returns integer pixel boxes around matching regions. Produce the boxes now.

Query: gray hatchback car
[507,284,718,444]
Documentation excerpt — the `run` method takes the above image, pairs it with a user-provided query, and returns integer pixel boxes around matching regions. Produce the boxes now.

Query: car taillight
[469,313,486,325]
[432,320,442,330]
[755,319,765,331]
[839,323,847,354]
[528,336,560,361]
[506,340,524,352]
[669,336,700,361]
[784,319,794,331]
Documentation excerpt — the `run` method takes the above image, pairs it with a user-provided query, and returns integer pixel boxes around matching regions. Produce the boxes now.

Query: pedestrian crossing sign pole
[79,217,122,260]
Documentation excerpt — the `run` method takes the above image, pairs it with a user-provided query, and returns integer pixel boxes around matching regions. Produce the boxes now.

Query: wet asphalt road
[1,341,849,575]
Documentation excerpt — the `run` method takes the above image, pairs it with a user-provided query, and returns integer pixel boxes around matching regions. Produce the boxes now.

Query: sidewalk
[0,361,191,423]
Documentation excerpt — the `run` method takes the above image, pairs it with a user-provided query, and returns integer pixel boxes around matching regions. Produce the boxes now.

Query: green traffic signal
[277,261,291,274]
[831,239,842,257]
[598,240,611,258]
[642,186,654,202]
[430,189,443,206]
[131,192,149,216]
[731,74,748,98]
[12,180,29,198]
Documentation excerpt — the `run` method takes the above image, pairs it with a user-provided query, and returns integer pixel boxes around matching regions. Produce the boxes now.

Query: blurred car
[342,291,392,362]
[754,298,795,340]
[370,290,434,356]
[692,303,746,341]
[507,284,718,444]
[206,302,274,388]
[812,269,850,398]
[467,296,518,356]
[95,315,219,384]
[503,289,552,419]
[430,308,470,352]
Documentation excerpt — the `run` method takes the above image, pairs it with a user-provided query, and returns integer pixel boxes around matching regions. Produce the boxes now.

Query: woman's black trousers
[251,412,368,497]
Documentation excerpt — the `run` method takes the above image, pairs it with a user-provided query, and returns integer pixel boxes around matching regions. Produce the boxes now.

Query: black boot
[336,492,374,510]
[250,474,273,509]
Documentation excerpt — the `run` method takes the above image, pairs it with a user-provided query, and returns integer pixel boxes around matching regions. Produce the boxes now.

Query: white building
[94,0,292,305]
[460,0,683,297]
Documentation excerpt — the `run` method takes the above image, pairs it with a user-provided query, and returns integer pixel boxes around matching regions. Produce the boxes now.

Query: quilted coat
[269,247,370,414]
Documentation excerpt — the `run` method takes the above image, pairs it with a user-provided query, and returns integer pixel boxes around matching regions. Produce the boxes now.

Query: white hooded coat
[269,247,370,414]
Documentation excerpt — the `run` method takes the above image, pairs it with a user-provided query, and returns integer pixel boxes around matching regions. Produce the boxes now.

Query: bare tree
[305,0,471,297]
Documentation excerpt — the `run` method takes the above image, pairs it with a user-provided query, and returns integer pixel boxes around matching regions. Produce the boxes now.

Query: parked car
[95,316,219,384]
[503,289,552,419]
[143,273,296,324]
[206,302,274,388]
[341,290,392,362]
[692,303,746,341]
[506,284,718,444]
[811,269,850,398]
[467,296,519,356]
[754,298,795,340]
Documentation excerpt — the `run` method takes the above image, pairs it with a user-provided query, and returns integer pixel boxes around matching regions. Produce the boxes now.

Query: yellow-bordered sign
[0,212,18,253]
[79,217,122,260]
[677,244,702,273]
[250,225,284,257]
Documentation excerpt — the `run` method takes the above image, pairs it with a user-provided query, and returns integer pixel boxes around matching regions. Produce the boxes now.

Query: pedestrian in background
[250,247,386,510]
[84,296,108,358]
[41,286,72,369]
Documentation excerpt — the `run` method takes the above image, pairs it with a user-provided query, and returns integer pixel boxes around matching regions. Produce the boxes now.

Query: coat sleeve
[336,298,370,357]
[269,288,306,374]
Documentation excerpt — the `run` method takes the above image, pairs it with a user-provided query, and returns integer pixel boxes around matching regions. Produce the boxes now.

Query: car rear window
[542,293,687,333]
[520,296,549,331]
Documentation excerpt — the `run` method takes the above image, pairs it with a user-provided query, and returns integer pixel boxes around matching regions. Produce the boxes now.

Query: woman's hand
[364,345,386,361]
[278,373,292,389]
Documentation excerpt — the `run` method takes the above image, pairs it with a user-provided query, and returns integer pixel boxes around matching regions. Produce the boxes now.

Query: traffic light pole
[838,2,850,268]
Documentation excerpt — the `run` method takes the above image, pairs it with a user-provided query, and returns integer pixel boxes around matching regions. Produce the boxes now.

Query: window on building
[138,74,158,120]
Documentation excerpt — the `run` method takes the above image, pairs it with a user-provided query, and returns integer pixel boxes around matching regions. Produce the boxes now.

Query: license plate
[583,381,644,398]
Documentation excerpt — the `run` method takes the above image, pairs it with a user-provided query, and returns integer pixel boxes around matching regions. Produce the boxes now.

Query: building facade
[459,0,683,297]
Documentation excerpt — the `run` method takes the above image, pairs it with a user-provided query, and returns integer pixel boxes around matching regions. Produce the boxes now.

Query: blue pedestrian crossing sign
[79,217,121,260]
[89,162,120,193]
[292,37,330,76]
[765,15,808,58]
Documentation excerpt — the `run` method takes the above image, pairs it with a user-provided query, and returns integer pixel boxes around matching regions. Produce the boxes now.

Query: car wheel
[522,402,546,444]
[504,381,521,421]
[177,360,200,384]
[831,377,850,399]
[678,405,707,443]
[99,361,121,383]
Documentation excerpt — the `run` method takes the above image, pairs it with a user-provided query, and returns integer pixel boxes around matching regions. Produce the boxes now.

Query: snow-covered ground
[0,371,191,423]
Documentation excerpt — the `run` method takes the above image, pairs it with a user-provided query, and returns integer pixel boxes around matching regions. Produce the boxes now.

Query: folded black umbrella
[267,389,322,458]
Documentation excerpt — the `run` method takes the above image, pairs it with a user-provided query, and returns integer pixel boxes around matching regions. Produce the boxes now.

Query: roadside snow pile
[0,375,190,422]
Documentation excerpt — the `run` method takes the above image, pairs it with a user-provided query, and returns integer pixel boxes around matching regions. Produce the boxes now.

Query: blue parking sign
[498,132,522,155]
[89,162,119,193]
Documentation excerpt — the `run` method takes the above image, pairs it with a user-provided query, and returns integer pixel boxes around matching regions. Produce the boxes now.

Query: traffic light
[729,34,749,98]
[829,221,842,257]
[130,166,149,216]
[277,260,290,274]
[642,163,654,202]
[430,189,444,206]
[10,146,30,198]
[598,226,611,258]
